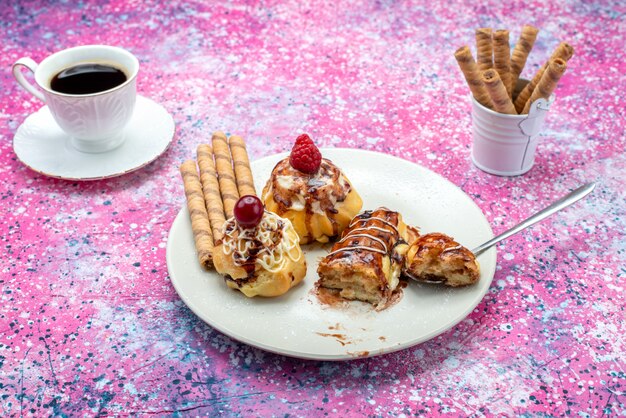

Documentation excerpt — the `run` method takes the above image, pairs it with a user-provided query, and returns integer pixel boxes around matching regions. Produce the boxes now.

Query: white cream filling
[311,201,322,215]
[291,194,306,211]
[276,175,295,190]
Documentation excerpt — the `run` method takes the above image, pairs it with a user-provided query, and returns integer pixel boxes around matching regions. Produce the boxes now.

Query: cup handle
[12,57,45,102]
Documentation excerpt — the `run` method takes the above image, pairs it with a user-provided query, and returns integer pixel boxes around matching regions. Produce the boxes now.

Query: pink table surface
[1,1,625,416]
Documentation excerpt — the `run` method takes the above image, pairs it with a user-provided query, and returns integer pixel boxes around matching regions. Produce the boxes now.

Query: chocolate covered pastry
[262,134,362,244]
[316,208,416,310]
[404,233,480,287]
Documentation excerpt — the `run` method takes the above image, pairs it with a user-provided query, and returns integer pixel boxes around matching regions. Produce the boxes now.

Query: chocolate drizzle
[327,209,404,261]
[220,211,287,281]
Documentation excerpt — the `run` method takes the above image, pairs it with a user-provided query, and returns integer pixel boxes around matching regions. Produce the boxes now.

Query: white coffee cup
[13,45,139,153]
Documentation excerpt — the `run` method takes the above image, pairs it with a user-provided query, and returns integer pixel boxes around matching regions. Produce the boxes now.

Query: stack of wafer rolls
[455,25,573,115]
[179,132,257,270]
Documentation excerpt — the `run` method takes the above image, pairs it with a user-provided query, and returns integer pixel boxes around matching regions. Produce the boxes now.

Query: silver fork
[472,182,596,256]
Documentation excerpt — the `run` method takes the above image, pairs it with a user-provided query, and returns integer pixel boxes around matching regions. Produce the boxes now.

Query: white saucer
[13,95,175,180]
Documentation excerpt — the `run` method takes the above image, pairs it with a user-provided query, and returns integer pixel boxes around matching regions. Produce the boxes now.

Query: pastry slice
[316,207,413,310]
[404,233,480,287]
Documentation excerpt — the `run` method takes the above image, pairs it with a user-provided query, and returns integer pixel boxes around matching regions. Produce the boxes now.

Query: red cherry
[233,195,264,228]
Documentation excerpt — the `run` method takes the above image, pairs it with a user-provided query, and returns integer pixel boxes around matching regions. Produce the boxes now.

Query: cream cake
[262,134,362,244]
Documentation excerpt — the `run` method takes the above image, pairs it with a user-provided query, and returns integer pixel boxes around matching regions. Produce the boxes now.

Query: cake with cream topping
[262,134,362,244]
[213,196,306,297]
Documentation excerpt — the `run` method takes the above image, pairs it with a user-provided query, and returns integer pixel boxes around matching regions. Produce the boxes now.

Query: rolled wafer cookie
[515,42,573,113]
[550,42,574,62]
[522,58,567,114]
[454,46,494,109]
[475,28,493,72]
[180,160,214,269]
[481,69,517,115]
[514,65,544,113]
[493,30,513,98]
[510,25,539,92]
[212,131,240,219]
[229,135,256,197]
[197,143,226,242]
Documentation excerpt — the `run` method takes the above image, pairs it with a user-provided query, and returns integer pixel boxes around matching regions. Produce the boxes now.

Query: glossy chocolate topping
[326,208,405,264]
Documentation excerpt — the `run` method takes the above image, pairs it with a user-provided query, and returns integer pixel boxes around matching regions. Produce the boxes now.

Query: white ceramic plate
[13,95,174,180]
[167,149,496,360]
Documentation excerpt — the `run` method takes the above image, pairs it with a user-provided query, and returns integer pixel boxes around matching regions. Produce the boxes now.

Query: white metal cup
[470,89,555,176]
[13,45,139,153]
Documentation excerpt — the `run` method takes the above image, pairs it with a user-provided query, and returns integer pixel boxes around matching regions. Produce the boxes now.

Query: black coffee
[50,63,127,95]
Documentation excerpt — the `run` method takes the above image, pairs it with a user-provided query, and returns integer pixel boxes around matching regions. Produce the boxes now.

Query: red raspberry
[289,134,322,174]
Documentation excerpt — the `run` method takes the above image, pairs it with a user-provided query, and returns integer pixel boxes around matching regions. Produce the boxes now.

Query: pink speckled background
[1,1,625,416]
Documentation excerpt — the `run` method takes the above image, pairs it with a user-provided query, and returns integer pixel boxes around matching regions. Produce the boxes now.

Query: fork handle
[472,183,596,256]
